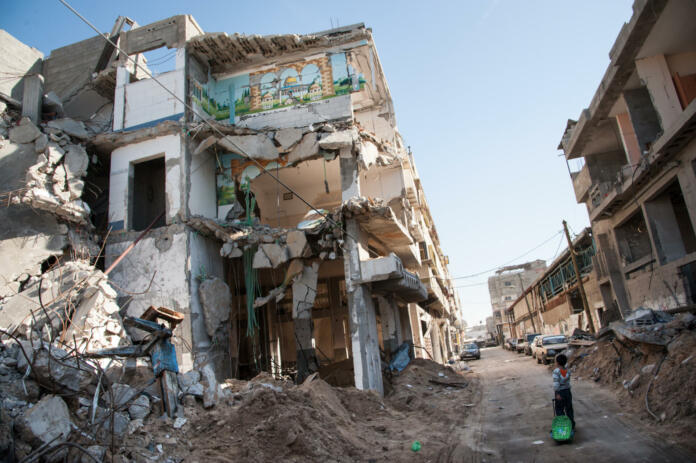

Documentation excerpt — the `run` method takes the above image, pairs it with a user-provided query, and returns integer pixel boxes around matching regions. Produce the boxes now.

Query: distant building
[488,260,546,341]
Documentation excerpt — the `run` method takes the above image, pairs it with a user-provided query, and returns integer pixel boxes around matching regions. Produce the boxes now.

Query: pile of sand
[116,358,478,462]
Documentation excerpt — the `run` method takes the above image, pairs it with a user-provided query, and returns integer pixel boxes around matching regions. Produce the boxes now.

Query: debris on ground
[567,309,696,452]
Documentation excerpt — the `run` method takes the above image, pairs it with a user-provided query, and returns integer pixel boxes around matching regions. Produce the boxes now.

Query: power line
[58,0,381,258]
[438,230,563,281]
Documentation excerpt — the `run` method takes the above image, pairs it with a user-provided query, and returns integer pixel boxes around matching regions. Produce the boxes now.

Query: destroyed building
[0,15,463,399]
[504,229,607,337]
[559,0,696,317]
[487,260,545,341]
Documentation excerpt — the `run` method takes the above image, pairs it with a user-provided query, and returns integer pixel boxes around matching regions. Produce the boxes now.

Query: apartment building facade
[560,0,696,318]
[487,260,546,341]
[14,16,463,395]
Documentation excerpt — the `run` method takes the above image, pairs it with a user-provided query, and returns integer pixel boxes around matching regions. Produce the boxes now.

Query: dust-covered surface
[113,359,479,463]
[567,313,696,453]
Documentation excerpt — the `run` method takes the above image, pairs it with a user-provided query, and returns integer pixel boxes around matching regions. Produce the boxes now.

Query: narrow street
[460,347,695,462]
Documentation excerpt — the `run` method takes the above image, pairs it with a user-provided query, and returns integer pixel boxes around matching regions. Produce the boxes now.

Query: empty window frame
[131,157,166,231]
[644,179,696,264]
[614,210,653,267]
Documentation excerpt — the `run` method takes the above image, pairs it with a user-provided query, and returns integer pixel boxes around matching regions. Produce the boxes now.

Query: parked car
[524,334,541,355]
[518,333,540,355]
[484,338,497,348]
[504,338,517,351]
[460,343,481,360]
[514,337,526,353]
[535,335,569,364]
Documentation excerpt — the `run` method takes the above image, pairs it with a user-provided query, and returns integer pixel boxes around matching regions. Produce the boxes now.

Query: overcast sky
[3,0,634,326]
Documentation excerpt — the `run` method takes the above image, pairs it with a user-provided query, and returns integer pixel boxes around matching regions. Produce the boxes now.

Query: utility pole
[562,220,596,334]
[517,274,537,333]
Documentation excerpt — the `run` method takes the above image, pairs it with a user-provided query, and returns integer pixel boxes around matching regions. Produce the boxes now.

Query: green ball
[411,441,422,452]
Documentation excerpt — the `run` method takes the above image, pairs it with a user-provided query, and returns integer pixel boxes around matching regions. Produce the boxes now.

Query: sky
[2,0,635,327]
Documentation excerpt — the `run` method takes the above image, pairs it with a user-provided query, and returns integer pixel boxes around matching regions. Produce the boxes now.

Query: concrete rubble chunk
[82,446,106,463]
[18,394,71,449]
[318,129,355,150]
[111,383,138,407]
[198,277,232,338]
[32,346,95,393]
[286,230,309,259]
[274,127,303,151]
[219,134,278,160]
[287,132,318,164]
[47,118,90,140]
[64,144,89,177]
[178,370,201,391]
[252,247,272,269]
[9,117,41,144]
[128,394,151,420]
[200,364,220,409]
[46,144,64,164]
[68,177,84,199]
[34,133,48,153]
[260,243,289,268]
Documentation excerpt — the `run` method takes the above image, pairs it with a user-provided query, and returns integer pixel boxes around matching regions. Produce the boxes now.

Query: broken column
[21,74,43,125]
[328,278,348,361]
[340,147,384,395]
[293,261,319,383]
[377,295,401,359]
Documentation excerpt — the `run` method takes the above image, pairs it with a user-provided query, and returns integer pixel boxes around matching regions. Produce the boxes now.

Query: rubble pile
[568,311,696,429]
[9,116,93,224]
[113,359,478,463]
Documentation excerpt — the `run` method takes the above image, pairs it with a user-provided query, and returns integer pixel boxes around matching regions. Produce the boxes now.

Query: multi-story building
[487,260,546,341]
[4,17,462,395]
[560,0,696,317]
[505,229,607,338]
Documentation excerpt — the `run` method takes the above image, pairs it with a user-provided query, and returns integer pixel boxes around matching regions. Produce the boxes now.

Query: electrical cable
[433,230,563,281]
[58,0,381,258]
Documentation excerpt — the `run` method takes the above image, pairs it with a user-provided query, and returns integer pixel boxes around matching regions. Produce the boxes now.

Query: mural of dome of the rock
[192,52,366,123]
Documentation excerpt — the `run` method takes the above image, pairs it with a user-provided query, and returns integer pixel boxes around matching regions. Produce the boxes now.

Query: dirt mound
[117,358,479,462]
[568,315,696,451]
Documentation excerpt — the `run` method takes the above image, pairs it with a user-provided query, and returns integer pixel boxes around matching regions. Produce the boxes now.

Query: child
[552,353,575,430]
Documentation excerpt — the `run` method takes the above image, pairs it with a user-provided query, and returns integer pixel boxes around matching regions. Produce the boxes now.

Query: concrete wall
[188,231,227,376]
[0,30,43,101]
[122,70,185,129]
[108,134,183,230]
[43,34,105,102]
[188,150,216,219]
[237,94,353,130]
[105,226,193,371]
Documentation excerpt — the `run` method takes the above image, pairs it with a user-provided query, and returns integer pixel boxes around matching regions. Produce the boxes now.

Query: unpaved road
[459,347,695,462]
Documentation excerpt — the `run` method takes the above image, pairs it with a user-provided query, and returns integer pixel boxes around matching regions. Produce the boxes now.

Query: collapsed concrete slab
[8,117,41,144]
[17,395,71,454]
[198,277,231,338]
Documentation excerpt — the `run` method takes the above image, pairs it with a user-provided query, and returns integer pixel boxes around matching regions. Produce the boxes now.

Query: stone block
[18,395,71,449]
[47,118,90,140]
[8,117,41,144]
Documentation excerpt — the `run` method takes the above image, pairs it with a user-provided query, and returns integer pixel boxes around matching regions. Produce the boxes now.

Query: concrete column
[293,262,319,383]
[21,74,43,124]
[677,168,696,235]
[328,278,348,361]
[635,54,682,130]
[113,66,129,131]
[429,320,443,364]
[443,321,454,359]
[340,147,384,395]
[596,231,631,316]
[376,295,399,358]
